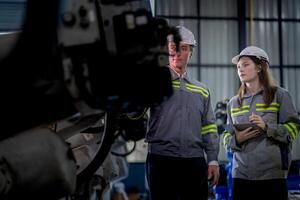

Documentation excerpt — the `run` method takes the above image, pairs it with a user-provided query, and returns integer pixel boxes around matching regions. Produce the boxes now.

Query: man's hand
[208,165,219,187]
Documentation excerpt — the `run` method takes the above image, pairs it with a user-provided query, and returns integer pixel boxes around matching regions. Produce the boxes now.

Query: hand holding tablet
[233,123,264,133]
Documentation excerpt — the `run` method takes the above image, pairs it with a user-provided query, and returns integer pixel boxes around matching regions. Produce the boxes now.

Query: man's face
[168,42,192,72]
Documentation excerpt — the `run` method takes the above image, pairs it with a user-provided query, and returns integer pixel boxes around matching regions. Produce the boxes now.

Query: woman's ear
[257,65,262,72]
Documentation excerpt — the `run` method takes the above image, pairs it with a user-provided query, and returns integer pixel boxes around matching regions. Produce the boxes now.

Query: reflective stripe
[231,105,250,111]
[172,80,180,89]
[284,122,298,140]
[256,107,279,112]
[231,109,249,117]
[185,83,209,94]
[202,124,217,131]
[223,132,231,145]
[231,105,250,116]
[256,102,280,107]
[185,83,209,97]
[172,80,180,85]
[256,102,280,112]
[186,87,209,97]
[201,124,217,135]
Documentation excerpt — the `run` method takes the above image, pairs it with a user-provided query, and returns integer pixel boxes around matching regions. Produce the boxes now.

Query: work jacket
[223,86,300,180]
[145,68,219,163]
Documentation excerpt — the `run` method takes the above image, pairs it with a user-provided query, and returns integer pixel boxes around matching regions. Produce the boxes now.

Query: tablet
[233,123,263,132]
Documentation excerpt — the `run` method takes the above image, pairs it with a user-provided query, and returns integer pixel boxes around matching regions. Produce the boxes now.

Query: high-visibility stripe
[172,81,180,89]
[185,83,209,96]
[186,87,209,97]
[231,109,249,116]
[284,122,298,140]
[256,102,280,112]
[231,105,250,116]
[271,102,280,106]
[201,124,217,135]
[202,128,218,135]
[223,132,231,145]
[256,102,280,107]
[202,124,217,131]
[256,107,279,112]
[231,105,250,111]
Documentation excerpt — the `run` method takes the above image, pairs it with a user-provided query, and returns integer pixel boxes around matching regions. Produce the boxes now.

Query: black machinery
[0,0,181,199]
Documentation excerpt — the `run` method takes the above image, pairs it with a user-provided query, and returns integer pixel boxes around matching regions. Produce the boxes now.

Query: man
[145,26,220,200]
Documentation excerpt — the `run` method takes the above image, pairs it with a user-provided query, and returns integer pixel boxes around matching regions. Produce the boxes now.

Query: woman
[223,46,300,200]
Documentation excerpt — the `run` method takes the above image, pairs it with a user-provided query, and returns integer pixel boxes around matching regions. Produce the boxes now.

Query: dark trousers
[232,178,288,200]
[146,153,208,200]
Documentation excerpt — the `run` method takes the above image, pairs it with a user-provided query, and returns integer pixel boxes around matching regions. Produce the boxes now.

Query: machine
[0,0,181,199]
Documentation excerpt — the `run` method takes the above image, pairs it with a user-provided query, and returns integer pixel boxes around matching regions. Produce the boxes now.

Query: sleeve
[201,90,220,163]
[222,102,243,152]
[266,91,300,144]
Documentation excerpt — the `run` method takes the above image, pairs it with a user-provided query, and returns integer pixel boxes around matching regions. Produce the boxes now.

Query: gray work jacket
[145,68,219,163]
[224,86,300,180]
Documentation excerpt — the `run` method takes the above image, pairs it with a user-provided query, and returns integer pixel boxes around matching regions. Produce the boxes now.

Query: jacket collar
[243,86,264,98]
[169,66,188,81]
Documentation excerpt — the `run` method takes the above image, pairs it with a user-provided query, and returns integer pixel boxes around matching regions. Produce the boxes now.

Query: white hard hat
[232,46,269,64]
[168,25,197,46]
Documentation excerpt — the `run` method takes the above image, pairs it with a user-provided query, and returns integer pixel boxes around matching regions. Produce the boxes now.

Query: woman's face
[236,56,260,84]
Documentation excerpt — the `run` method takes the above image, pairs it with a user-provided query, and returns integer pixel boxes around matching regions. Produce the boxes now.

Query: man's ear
[189,46,193,58]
